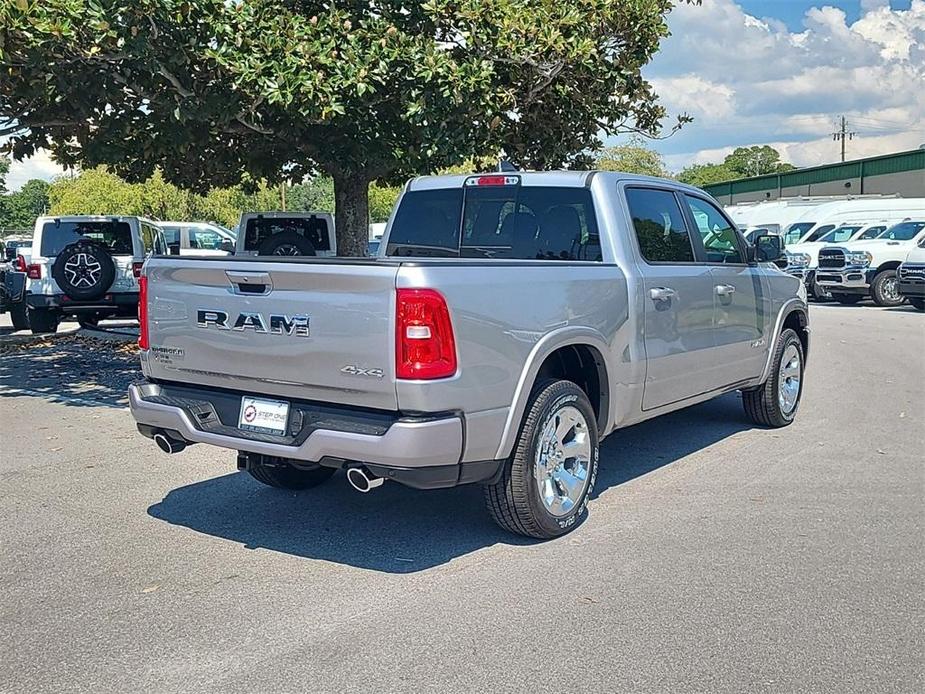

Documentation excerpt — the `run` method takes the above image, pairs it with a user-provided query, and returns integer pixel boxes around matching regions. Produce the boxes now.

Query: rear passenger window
[625,188,694,263]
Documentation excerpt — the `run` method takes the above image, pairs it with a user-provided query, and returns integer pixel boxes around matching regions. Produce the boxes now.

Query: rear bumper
[27,291,139,313]
[128,381,500,488]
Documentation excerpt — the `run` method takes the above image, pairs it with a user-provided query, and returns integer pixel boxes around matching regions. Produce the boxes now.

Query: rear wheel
[9,302,29,331]
[909,297,925,311]
[870,269,904,307]
[28,308,60,334]
[247,458,335,490]
[484,379,599,539]
[832,293,863,305]
[743,328,804,428]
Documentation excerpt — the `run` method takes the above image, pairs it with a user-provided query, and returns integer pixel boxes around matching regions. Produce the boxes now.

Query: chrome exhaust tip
[153,431,187,454]
[346,466,385,493]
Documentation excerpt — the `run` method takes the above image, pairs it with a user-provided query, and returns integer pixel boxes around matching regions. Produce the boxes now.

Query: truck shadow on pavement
[148,393,751,574]
[0,334,137,408]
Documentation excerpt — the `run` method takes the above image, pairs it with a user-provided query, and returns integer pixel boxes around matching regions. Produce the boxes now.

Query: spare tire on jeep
[51,240,117,301]
[257,231,317,256]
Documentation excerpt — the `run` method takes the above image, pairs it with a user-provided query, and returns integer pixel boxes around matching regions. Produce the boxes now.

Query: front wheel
[743,328,804,428]
[484,379,599,539]
[28,308,60,334]
[870,270,904,307]
[247,458,335,490]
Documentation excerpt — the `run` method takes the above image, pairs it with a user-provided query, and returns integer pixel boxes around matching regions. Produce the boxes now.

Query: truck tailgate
[143,258,399,410]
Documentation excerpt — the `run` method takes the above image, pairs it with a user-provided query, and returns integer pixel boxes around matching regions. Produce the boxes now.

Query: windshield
[784,222,815,245]
[40,220,134,257]
[858,225,885,240]
[805,224,836,242]
[387,185,602,261]
[876,221,925,241]
[820,225,862,243]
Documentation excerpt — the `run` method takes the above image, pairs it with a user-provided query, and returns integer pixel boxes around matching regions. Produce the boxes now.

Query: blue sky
[639,0,925,171]
[738,0,911,29]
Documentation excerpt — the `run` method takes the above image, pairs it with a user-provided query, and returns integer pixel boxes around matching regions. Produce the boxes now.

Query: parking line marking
[0,385,128,410]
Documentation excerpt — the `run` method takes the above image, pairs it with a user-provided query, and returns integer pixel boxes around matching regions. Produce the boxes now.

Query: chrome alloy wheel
[272,243,303,256]
[63,253,102,288]
[881,276,901,303]
[534,405,592,517]
[778,343,802,414]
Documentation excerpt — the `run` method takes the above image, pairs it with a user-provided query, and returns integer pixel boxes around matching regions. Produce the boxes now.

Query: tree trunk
[333,171,370,257]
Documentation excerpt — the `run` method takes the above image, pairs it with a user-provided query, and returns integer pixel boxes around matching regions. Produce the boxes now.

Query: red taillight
[26,263,42,280]
[14,255,27,273]
[138,275,149,350]
[132,261,144,278]
[395,288,457,380]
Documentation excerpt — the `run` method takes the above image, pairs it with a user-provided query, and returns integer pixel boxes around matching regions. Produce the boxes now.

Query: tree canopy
[595,137,669,178]
[1,0,696,254]
[677,145,796,188]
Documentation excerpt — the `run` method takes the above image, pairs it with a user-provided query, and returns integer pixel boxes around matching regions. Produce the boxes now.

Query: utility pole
[832,116,856,162]
[280,181,287,211]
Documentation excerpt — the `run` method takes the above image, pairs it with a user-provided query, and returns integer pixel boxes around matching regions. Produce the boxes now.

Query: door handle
[715,284,736,297]
[649,287,677,302]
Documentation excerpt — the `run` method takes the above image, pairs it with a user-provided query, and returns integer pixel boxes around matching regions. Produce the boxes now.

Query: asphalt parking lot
[1,304,922,693]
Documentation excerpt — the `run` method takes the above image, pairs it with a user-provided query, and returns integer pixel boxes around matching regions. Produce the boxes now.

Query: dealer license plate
[238,396,290,435]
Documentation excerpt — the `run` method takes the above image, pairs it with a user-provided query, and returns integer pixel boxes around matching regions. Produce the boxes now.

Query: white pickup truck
[815,220,925,305]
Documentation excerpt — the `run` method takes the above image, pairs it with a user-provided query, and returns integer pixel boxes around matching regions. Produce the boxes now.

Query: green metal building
[703,149,925,204]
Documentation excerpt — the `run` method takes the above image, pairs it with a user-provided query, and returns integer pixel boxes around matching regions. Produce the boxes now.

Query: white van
[782,198,925,246]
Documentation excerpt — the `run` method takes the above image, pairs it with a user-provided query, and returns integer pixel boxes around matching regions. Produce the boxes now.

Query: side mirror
[220,240,235,254]
[754,234,783,263]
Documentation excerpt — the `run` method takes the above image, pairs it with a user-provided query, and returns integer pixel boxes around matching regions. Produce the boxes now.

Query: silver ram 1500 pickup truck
[129,172,809,539]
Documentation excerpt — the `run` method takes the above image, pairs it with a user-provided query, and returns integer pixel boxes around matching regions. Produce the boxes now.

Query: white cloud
[2,147,67,191]
[643,0,925,172]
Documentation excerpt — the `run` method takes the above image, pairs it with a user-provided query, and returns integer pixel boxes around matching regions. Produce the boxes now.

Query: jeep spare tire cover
[257,231,317,256]
[51,240,117,301]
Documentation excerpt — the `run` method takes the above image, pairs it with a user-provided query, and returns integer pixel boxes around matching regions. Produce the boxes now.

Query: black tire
[484,379,599,539]
[78,315,100,329]
[909,297,925,311]
[51,240,116,301]
[743,328,804,428]
[257,231,316,256]
[10,302,29,331]
[870,269,904,307]
[831,293,863,305]
[247,458,335,490]
[28,308,60,334]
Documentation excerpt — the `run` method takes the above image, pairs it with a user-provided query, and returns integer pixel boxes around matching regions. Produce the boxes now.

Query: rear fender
[494,326,611,460]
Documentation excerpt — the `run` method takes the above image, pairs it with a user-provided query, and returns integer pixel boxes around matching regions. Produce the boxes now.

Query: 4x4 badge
[340,365,384,379]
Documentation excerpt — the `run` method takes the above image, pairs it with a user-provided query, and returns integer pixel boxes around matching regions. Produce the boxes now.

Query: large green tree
[595,137,669,178]
[678,145,796,187]
[1,178,49,228]
[1,0,696,255]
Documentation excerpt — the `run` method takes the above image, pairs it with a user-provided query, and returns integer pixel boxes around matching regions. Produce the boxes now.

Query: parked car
[897,239,925,311]
[23,215,167,333]
[129,172,809,539]
[157,221,236,256]
[2,236,32,262]
[236,211,336,256]
[815,220,925,305]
